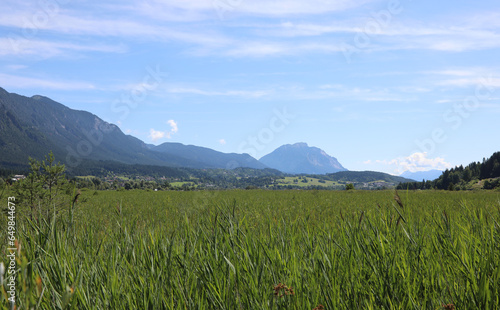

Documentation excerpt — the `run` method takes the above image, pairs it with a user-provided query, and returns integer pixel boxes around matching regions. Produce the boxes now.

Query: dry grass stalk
[394,191,404,209]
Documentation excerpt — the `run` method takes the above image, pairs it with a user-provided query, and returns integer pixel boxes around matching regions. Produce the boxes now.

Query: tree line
[397,152,500,190]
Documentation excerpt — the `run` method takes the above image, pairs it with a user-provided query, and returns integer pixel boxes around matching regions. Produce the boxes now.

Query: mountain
[0,97,59,167]
[259,142,347,174]
[400,170,443,181]
[152,142,267,169]
[0,87,264,171]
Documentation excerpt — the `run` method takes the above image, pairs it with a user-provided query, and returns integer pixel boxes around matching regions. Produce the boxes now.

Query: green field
[1,190,500,309]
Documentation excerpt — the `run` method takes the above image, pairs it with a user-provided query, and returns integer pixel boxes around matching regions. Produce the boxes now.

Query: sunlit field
[2,190,500,309]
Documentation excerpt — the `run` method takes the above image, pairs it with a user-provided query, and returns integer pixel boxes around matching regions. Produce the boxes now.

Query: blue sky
[1,0,499,175]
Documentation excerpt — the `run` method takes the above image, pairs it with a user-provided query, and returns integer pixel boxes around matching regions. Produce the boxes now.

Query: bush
[483,179,500,190]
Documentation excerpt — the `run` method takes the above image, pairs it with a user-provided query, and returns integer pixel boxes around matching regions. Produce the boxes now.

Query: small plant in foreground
[273,283,295,298]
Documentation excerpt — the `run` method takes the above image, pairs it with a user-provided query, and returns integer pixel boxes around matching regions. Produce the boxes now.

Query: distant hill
[400,170,443,181]
[0,87,265,171]
[325,171,414,184]
[259,142,347,174]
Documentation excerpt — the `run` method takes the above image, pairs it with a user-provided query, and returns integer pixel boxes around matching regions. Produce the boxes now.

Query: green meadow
[1,189,500,309]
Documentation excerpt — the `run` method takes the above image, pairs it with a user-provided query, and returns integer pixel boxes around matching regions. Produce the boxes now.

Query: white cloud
[387,152,452,175]
[219,139,226,145]
[149,128,167,142]
[149,120,178,142]
[167,119,178,134]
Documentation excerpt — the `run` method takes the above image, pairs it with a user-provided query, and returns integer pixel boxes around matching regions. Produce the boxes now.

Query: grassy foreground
[1,190,500,309]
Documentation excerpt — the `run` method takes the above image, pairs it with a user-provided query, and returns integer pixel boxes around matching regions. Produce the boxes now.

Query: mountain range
[0,87,355,175]
[400,170,443,181]
[0,87,265,171]
[0,87,429,182]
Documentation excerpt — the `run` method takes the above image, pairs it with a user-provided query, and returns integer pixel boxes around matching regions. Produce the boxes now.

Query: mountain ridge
[0,87,265,171]
[152,142,268,169]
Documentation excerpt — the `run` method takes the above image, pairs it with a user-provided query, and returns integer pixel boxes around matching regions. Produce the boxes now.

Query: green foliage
[1,190,499,309]
[13,151,69,221]
[345,183,355,190]
[483,178,500,190]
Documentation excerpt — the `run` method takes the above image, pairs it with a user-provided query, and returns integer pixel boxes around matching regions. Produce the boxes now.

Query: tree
[92,177,102,189]
[483,180,491,189]
[463,169,472,182]
[493,161,500,177]
[124,182,132,190]
[345,183,354,190]
[14,152,68,222]
[14,158,44,219]
[42,152,67,207]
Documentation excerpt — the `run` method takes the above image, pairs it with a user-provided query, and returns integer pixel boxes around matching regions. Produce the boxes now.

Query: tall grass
[1,190,499,309]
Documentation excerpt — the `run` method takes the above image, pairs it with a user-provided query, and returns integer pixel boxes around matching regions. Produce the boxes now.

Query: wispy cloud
[239,13,500,56]
[422,67,500,90]
[220,40,347,57]
[164,82,418,103]
[166,86,270,98]
[2,1,499,61]
[142,0,374,17]
[438,77,500,88]
[0,4,229,59]
[4,64,28,71]
[0,73,95,90]
[0,37,126,57]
